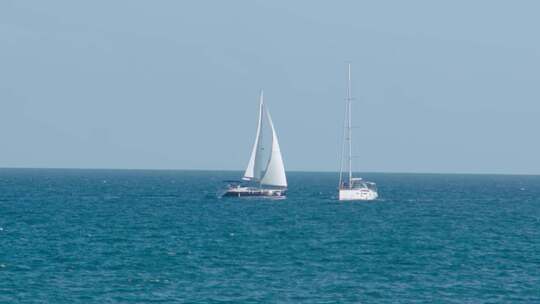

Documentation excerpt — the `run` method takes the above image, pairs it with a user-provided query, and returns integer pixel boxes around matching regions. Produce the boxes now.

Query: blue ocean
[1,169,539,303]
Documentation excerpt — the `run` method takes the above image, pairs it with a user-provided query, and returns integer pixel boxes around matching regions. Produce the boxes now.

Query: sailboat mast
[258,90,264,189]
[347,63,352,187]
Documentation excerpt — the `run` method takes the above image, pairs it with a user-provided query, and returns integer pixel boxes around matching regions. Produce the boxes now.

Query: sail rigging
[242,90,287,188]
[339,63,353,188]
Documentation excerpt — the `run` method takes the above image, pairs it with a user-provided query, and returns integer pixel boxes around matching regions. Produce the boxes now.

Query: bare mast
[339,63,354,189]
[347,63,353,188]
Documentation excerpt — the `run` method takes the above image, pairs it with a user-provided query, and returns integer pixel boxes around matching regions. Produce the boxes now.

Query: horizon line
[0,166,539,177]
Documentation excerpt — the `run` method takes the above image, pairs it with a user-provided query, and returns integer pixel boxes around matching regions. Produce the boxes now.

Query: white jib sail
[243,91,265,181]
[260,107,287,187]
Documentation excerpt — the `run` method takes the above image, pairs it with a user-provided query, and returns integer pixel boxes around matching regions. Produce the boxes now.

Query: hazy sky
[1,1,539,174]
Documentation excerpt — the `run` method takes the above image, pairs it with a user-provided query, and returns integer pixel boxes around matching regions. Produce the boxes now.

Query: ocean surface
[1,169,539,303]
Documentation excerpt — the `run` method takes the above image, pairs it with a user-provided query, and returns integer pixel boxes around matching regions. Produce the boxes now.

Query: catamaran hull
[222,187,286,199]
[339,189,378,201]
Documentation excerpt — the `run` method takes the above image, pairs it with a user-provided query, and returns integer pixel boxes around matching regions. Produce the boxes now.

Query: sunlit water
[1,169,539,303]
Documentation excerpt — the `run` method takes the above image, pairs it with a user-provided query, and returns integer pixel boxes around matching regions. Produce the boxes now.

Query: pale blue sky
[1,1,539,174]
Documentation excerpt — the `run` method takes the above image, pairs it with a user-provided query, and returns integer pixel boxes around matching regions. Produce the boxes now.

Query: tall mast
[258,90,264,189]
[347,63,352,187]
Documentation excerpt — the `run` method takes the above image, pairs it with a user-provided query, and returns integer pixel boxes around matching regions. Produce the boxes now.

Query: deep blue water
[1,169,539,303]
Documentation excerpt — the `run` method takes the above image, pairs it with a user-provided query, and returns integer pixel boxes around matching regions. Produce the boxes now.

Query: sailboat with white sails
[223,91,287,198]
[338,64,378,201]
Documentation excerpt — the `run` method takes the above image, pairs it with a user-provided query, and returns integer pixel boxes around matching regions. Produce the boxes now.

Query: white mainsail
[243,91,264,181]
[242,90,287,188]
[259,109,287,187]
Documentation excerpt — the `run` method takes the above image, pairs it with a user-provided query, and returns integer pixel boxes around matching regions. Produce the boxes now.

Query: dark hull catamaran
[222,91,288,198]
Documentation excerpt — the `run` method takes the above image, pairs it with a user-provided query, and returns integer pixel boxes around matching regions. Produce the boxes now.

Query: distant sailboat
[223,91,287,198]
[338,64,378,201]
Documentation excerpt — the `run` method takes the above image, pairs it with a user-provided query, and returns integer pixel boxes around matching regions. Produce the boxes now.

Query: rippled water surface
[1,169,539,303]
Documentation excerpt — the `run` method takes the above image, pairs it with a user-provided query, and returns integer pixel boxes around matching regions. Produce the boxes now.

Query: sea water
[1,169,539,303]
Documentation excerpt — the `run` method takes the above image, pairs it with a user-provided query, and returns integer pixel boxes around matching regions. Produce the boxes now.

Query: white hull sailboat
[223,91,287,198]
[338,64,378,201]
